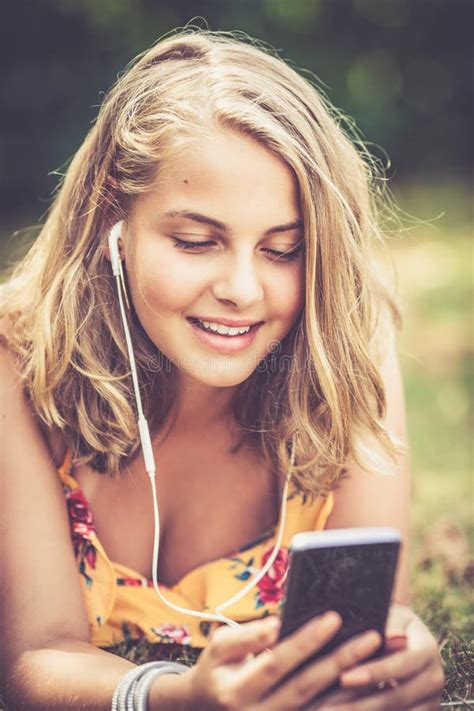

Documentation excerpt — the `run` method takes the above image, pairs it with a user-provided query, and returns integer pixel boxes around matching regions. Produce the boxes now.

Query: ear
[102,243,112,261]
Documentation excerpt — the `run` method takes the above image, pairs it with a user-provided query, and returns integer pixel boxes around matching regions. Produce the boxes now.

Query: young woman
[0,29,443,710]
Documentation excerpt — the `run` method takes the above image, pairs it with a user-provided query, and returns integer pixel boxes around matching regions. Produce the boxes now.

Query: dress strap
[57,447,73,477]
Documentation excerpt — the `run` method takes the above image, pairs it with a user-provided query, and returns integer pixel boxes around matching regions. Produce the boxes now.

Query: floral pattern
[151,623,192,645]
[64,484,97,587]
[227,545,290,609]
[62,478,195,644]
[117,576,155,587]
[58,462,331,649]
[257,546,290,604]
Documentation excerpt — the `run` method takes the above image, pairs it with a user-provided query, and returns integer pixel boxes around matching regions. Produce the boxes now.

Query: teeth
[199,320,251,336]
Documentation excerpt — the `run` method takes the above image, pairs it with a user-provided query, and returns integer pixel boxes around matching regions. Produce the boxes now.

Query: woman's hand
[312,604,444,710]
[184,611,382,710]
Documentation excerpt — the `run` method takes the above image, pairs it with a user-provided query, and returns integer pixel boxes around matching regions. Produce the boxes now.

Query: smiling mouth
[186,317,262,337]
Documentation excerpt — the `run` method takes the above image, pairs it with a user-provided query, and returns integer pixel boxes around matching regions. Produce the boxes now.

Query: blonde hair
[0,27,406,495]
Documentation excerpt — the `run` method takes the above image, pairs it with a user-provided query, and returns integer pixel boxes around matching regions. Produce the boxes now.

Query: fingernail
[385,636,407,654]
[341,668,371,685]
[386,633,407,644]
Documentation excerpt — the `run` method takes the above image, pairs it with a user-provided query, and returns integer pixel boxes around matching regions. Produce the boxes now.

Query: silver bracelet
[111,661,189,711]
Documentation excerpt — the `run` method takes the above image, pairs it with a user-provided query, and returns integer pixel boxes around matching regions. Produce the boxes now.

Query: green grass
[391,215,473,707]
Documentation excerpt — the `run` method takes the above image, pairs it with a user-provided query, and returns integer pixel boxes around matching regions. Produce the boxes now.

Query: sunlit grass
[388,211,473,705]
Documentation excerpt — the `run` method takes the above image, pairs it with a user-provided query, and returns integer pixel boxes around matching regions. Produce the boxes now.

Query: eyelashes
[171,237,303,262]
[171,238,214,251]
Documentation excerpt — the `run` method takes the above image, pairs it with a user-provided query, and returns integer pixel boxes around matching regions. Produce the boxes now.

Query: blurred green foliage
[0,0,472,226]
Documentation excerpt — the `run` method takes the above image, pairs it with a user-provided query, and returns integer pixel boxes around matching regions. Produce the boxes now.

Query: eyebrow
[161,210,303,235]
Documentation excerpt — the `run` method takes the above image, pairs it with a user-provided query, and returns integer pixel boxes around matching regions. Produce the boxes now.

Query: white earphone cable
[109,221,295,630]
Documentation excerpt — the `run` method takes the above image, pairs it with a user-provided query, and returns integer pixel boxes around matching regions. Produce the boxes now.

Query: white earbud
[107,220,123,277]
[108,220,130,310]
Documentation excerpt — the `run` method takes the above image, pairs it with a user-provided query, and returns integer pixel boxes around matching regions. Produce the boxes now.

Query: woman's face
[123,129,305,388]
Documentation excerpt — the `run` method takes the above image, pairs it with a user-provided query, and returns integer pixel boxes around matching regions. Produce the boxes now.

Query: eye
[263,245,304,262]
[171,237,304,262]
[171,237,214,251]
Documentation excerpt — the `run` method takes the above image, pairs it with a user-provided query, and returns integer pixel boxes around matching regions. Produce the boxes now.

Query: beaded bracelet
[111,660,189,711]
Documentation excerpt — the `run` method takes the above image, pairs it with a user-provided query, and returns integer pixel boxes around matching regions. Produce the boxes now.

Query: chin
[183,361,258,388]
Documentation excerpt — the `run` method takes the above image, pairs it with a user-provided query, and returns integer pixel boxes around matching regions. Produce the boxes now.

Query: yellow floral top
[58,450,334,650]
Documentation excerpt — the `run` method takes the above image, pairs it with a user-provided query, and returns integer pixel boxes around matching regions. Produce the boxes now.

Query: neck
[170,377,239,435]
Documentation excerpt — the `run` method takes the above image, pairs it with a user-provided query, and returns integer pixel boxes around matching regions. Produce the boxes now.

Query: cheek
[275,265,305,320]
[128,249,202,315]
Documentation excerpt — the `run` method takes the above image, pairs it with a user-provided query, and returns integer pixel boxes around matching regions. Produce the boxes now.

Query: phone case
[278,528,401,671]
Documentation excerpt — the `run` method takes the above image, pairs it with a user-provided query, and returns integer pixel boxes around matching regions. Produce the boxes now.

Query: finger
[208,615,281,663]
[236,612,343,700]
[319,659,444,711]
[303,684,371,709]
[384,634,408,654]
[385,604,412,633]
[260,629,382,710]
[339,644,433,687]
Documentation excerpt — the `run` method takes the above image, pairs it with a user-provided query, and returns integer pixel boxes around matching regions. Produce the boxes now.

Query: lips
[187,317,259,333]
[186,317,263,353]
[187,316,262,328]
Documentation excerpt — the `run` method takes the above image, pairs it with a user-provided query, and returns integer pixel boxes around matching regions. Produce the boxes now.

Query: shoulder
[0,326,91,662]
[0,318,67,470]
[326,332,411,600]
[327,332,410,521]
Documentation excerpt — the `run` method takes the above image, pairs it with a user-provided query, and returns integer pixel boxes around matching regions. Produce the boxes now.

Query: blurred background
[0,0,472,704]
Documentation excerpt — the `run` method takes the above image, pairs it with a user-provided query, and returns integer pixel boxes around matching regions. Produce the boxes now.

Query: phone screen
[278,531,400,667]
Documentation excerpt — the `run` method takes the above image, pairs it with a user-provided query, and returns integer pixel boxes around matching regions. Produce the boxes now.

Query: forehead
[135,130,301,226]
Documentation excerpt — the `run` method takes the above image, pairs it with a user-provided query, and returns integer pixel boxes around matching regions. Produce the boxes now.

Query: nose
[211,250,264,309]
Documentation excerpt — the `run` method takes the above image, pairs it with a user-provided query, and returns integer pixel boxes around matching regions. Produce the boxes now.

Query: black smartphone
[277,527,401,671]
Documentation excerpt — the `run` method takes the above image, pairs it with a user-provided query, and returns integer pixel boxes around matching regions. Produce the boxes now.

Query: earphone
[107,220,294,630]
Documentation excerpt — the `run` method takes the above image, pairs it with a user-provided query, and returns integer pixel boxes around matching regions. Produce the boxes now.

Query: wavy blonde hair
[0,27,406,495]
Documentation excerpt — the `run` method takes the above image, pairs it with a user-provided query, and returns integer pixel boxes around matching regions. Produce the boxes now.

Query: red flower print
[151,624,192,645]
[67,489,93,529]
[84,542,97,569]
[117,577,148,587]
[62,485,97,584]
[72,521,93,538]
[257,546,289,604]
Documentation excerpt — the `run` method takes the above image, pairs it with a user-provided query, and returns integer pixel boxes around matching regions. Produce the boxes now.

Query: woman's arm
[0,345,190,710]
[4,640,189,711]
[325,329,411,604]
[319,334,444,710]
